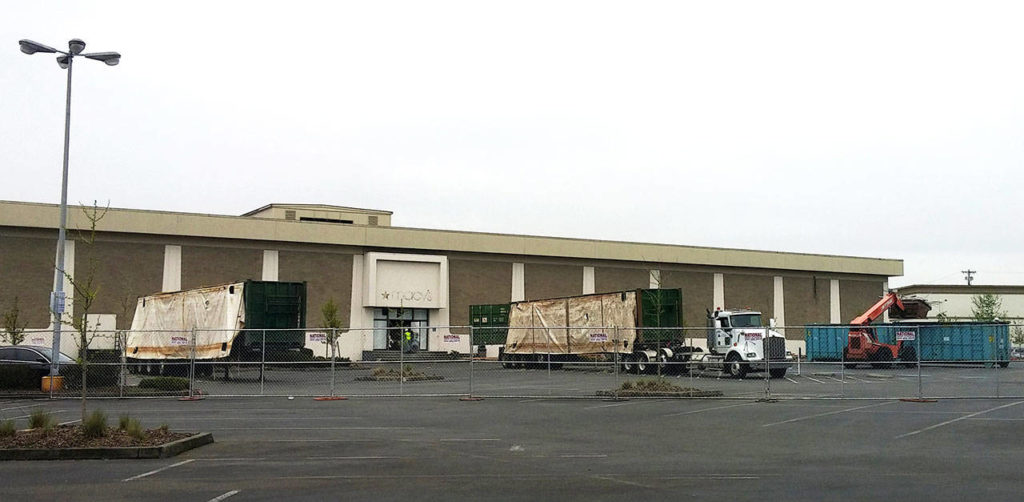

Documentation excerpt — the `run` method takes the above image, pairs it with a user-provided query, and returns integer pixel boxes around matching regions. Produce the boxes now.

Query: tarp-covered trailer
[494,289,691,371]
[127,280,307,374]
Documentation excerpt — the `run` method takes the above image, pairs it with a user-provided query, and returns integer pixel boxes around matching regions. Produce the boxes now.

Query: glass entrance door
[372,308,429,350]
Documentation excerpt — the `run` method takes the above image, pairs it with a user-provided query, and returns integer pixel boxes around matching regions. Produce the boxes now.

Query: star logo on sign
[381,292,390,299]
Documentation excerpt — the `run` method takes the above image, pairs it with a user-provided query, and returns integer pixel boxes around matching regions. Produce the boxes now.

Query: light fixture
[18,39,58,55]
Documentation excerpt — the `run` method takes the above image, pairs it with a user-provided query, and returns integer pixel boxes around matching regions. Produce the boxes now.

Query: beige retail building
[0,201,903,360]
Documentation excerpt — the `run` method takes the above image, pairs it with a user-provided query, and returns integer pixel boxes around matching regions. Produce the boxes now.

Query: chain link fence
[1,323,1020,400]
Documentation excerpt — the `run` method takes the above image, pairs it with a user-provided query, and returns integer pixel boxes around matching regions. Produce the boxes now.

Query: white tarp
[505,291,638,355]
[127,283,246,360]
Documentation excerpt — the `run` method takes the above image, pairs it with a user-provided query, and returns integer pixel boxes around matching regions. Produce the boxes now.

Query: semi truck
[697,307,792,378]
[474,289,792,377]
[126,280,307,375]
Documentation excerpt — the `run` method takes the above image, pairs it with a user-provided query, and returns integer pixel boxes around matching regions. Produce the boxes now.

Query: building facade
[0,201,903,360]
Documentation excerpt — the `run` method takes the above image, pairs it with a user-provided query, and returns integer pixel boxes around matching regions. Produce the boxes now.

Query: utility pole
[962,269,976,286]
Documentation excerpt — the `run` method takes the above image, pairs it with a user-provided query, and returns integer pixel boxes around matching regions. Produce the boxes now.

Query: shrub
[82,410,107,439]
[0,419,14,437]
[28,408,55,429]
[124,417,144,440]
[158,423,170,433]
[61,363,119,389]
[118,414,132,431]
[138,376,190,391]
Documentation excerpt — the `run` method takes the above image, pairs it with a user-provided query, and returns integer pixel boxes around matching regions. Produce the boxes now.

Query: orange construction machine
[843,292,917,368]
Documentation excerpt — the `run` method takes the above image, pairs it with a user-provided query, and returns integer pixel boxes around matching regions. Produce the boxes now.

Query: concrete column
[649,270,661,289]
[583,267,595,294]
[830,279,841,323]
[773,276,785,330]
[512,263,525,302]
[882,280,890,323]
[162,244,181,292]
[713,273,724,309]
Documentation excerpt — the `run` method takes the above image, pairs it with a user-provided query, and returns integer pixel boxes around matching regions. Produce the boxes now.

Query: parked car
[0,345,76,381]
[1012,348,1024,361]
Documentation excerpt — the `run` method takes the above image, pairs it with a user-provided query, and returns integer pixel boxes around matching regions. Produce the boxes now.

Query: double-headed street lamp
[19,38,120,381]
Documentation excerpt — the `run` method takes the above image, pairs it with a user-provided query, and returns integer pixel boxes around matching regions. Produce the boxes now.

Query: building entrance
[372,308,429,351]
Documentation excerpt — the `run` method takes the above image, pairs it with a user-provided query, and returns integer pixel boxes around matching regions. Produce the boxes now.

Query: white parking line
[207,490,240,502]
[762,401,896,427]
[585,401,640,410]
[785,377,798,384]
[802,376,827,384]
[561,454,607,458]
[662,402,757,417]
[206,426,423,431]
[122,459,195,482]
[0,403,45,412]
[896,401,1024,439]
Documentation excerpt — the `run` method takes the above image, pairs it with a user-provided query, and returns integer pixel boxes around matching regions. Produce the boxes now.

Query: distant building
[894,284,1024,325]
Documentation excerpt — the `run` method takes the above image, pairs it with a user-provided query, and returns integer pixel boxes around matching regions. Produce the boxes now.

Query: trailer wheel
[635,352,650,374]
[998,361,1010,368]
[899,347,918,368]
[726,353,747,379]
[769,368,787,379]
[621,354,635,374]
[842,348,858,370]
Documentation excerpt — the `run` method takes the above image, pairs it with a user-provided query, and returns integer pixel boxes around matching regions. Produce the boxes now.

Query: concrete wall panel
[783,276,832,328]
[841,279,885,323]
[279,250,353,327]
[74,239,164,329]
[181,246,262,291]
[660,270,714,328]
[723,273,774,323]
[524,263,582,300]
[448,259,512,326]
[0,234,56,328]
[594,267,650,294]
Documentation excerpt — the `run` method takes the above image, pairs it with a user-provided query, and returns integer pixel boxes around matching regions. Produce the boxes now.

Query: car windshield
[729,314,762,328]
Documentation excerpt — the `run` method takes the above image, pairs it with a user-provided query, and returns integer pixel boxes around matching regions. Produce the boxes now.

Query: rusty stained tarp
[504,291,637,355]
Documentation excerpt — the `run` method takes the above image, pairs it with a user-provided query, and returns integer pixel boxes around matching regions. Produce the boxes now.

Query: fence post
[840,330,845,398]
[330,328,337,398]
[119,330,126,399]
[188,327,196,399]
[917,325,923,400]
[399,327,404,397]
[469,327,475,398]
[260,329,266,396]
[613,327,619,389]
[763,323,771,400]
[797,347,802,376]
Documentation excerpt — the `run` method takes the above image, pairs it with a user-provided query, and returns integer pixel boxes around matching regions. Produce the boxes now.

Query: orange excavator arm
[850,292,904,326]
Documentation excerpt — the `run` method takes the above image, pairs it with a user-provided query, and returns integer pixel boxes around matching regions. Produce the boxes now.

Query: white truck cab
[702,308,792,378]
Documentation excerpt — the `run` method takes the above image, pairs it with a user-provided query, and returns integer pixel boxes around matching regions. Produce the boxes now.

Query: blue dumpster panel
[805,323,1009,363]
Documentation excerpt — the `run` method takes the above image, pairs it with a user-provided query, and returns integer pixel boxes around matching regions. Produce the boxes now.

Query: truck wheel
[998,361,1010,368]
[769,368,787,379]
[726,353,748,379]
[635,352,650,374]
[501,353,513,369]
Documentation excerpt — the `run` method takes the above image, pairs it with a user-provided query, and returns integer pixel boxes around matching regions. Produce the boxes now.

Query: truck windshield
[729,314,762,328]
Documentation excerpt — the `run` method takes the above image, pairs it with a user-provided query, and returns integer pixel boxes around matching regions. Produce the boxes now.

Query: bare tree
[320,297,343,359]
[2,297,28,346]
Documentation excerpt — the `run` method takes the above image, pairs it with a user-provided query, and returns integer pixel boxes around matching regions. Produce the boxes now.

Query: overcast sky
[2,1,1022,287]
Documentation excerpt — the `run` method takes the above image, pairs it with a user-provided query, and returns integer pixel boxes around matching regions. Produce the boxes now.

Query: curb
[0,432,214,461]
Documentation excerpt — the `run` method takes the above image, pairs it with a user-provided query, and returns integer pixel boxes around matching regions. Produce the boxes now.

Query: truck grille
[767,337,787,360]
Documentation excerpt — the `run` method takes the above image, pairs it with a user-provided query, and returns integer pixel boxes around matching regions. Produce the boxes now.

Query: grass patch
[82,410,107,439]
[28,409,55,429]
[0,420,14,438]
[598,378,723,398]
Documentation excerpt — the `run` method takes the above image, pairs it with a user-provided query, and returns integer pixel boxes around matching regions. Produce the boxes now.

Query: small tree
[60,201,108,422]
[320,297,343,358]
[1011,324,1024,348]
[970,294,1006,322]
[2,297,28,346]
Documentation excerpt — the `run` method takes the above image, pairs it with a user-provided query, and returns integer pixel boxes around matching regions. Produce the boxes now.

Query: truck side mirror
[769,318,777,328]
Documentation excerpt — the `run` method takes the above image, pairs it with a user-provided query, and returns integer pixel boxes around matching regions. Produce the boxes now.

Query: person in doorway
[403,328,418,353]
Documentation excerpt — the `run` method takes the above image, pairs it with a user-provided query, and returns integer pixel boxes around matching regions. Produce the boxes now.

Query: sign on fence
[589,333,608,343]
[896,330,916,341]
[444,335,461,343]
[170,335,189,346]
[308,332,327,343]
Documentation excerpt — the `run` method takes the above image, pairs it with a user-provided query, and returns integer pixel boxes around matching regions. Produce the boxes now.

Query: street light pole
[19,38,120,380]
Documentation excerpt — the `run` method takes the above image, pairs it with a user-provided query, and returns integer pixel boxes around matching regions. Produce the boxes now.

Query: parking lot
[45,358,1024,401]
[1,393,1022,501]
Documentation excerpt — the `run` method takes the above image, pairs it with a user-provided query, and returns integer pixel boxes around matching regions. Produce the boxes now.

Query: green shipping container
[469,303,510,345]
[235,280,308,353]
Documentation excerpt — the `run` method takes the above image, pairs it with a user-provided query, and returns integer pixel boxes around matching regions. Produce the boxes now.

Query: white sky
[2,1,1022,287]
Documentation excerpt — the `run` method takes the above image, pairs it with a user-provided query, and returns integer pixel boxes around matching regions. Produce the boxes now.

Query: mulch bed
[354,375,444,382]
[0,426,192,450]
[595,389,724,398]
